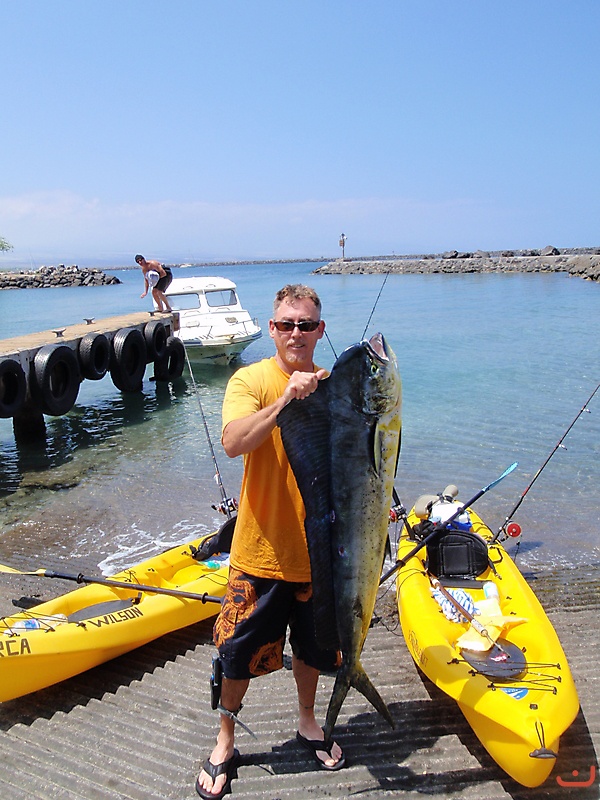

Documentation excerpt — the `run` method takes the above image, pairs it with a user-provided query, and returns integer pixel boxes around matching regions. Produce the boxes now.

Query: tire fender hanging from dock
[143,320,168,362]
[32,344,81,416]
[110,327,147,392]
[78,333,110,381]
[154,335,185,381]
[0,358,27,418]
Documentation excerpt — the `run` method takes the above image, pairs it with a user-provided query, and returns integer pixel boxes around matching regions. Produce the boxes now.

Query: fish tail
[324,660,394,741]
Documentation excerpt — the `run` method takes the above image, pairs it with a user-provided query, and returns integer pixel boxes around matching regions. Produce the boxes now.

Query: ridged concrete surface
[0,575,598,800]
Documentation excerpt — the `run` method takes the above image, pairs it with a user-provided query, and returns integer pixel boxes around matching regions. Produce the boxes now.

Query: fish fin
[373,425,385,475]
[323,666,352,742]
[365,418,384,477]
[373,422,382,476]
[278,384,339,650]
[324,660,394,742]
[394,426,402,478]
[372,422,402,479]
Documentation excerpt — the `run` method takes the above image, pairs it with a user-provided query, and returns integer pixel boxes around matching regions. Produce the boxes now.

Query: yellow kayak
[0,530,230,702]
[395,493,579,788]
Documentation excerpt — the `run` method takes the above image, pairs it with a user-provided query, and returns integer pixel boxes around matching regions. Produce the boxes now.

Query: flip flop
[195,749,240,799]
[296,731,346,771]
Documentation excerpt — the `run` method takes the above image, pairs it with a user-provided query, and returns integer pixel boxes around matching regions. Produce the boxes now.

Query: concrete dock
[0,311,176,363]
[0,561,597,800]
[0,312,179,434]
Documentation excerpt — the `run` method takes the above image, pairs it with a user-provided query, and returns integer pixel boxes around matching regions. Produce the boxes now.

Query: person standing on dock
[195,284,345,800]
[135,254,173,312]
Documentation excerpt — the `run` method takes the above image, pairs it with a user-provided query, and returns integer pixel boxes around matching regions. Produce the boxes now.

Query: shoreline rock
[0,265,121,290]
[314,252,600,281]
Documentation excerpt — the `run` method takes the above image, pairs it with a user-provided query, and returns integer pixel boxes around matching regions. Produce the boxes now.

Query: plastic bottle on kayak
[483,582,500,601]
[8,614,68,631]
[16,619,42,629]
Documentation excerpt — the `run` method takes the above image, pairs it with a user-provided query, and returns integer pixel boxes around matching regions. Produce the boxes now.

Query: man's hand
[282,368,327,402]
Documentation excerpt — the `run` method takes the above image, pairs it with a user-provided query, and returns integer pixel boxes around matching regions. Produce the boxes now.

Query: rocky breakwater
[315,246,600,282]
[0,264,121,290]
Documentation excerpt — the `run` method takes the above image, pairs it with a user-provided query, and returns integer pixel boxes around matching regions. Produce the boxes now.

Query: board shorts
[214,567,341,681]
[156,267,172,293]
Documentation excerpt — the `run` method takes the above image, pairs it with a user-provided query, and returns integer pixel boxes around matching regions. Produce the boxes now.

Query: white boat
[164,276,262,364]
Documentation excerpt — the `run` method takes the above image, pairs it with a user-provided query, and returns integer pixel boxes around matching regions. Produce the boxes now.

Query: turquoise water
[0,263,598,574]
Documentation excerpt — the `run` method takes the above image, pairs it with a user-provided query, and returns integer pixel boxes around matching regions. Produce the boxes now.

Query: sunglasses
[273,319,321,333]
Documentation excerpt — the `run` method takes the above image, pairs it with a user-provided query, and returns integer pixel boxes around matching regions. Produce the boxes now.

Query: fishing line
[493,381,600,542]
[322,270,391,360]
[183,346,236,518]
[324,330,338,360]
[361,271,390,340]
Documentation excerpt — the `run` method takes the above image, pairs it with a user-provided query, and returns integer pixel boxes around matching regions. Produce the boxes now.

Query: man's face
[269,297,325,373]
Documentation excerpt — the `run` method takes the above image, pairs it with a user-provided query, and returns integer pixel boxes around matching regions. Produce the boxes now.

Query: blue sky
[1,1,598,266]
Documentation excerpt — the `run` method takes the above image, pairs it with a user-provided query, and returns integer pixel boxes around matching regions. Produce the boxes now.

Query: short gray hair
[273,284,321,315]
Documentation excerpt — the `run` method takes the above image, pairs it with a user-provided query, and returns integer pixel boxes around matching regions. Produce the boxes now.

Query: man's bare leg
[151,287,172,312]
[292,655,343,768]
[196,676,249,797]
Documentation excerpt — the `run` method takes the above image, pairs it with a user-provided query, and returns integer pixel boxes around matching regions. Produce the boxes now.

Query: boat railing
[238,318,261,334]
[184,317,261,335]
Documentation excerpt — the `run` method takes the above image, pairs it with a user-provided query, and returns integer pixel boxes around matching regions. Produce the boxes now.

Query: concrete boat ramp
[0,569,597,800]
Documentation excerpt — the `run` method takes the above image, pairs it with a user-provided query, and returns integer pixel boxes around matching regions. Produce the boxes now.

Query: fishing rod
[324,331,338,360]
[184,347,237,519]
[492,381,600,542]
[429,575,508,657]
[361,271,390,340]
[324,271,392,362]
[321,269,393,363]
[380,462,518,584]
[0,562,224,604]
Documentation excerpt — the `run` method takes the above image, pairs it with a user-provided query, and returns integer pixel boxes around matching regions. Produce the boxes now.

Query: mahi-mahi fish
[278,332,402,741]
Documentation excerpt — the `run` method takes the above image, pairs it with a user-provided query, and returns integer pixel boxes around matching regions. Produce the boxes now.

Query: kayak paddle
[0,563,224,604]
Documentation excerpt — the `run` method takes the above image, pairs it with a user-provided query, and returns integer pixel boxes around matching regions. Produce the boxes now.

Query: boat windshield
[206,289,237,307]
[168,293,200,311]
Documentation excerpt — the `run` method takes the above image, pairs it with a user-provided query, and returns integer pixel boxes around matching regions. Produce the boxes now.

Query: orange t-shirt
[222,357,322,582]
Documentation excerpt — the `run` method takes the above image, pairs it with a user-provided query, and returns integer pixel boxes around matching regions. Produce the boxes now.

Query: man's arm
[222,369,327,458]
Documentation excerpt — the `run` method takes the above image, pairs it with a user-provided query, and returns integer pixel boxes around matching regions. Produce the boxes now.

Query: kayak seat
[427,530,490,581]
[193,516,236,561]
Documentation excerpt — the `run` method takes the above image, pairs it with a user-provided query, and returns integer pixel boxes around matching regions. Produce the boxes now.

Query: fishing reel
[212,497,238,516]
[503,522,522,538]
[493,520,522,544]
[389,502,407,523]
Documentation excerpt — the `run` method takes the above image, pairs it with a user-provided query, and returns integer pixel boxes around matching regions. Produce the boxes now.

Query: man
[135,254,173,312]
[196,284,345,800]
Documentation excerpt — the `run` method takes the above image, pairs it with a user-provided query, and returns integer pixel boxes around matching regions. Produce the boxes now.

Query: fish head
[332,332,401,417]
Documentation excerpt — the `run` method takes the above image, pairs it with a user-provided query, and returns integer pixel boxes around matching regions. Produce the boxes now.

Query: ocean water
[0,262,598,577]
